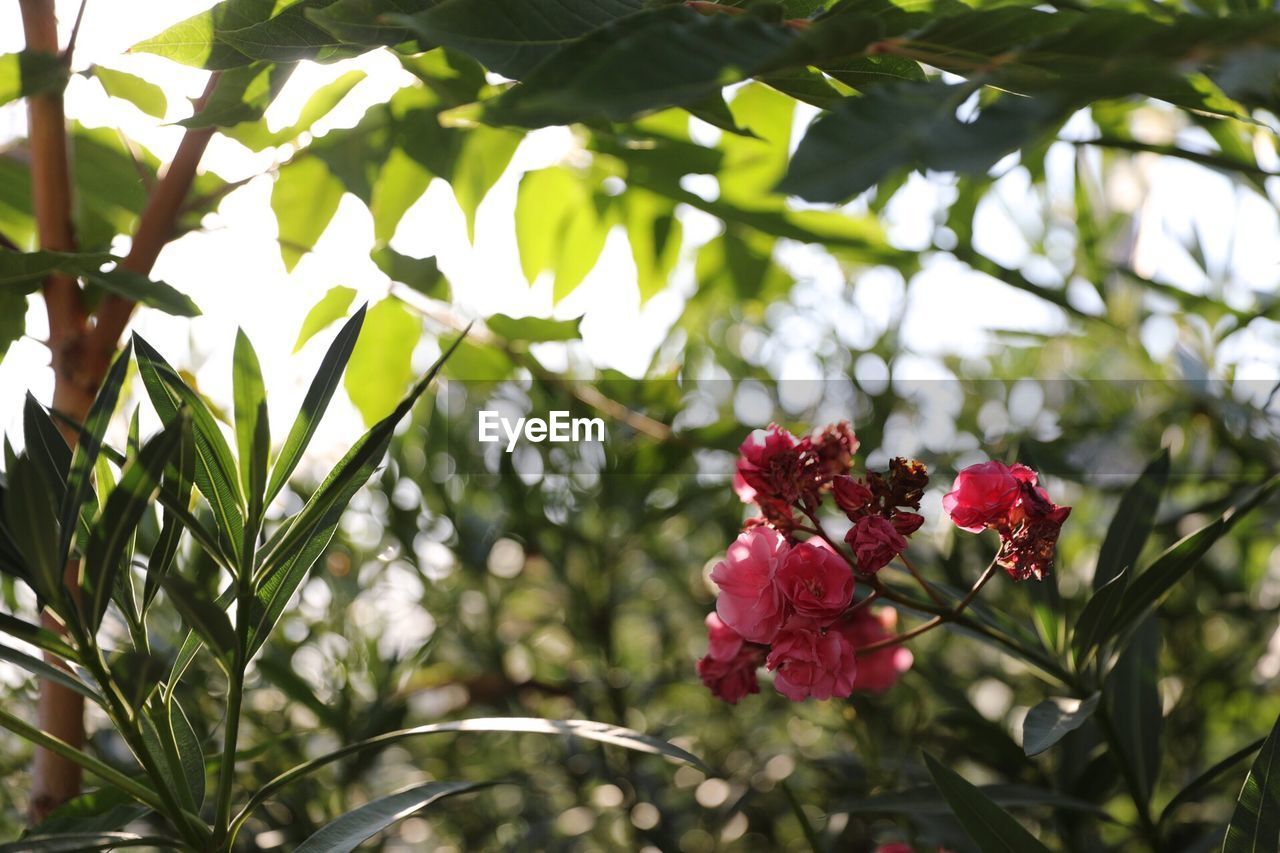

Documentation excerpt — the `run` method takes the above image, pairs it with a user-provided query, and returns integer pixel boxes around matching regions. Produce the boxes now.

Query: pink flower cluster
[942,460,1071,581]
[700,423,916,703]
[699,424,1071,704]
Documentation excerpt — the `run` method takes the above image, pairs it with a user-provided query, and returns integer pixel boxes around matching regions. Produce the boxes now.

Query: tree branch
[88,72,222,353]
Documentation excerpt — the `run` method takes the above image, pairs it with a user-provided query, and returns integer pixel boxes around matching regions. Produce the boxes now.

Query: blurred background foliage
[3,0,1280,849]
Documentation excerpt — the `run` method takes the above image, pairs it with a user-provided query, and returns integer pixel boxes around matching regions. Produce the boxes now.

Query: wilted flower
[847,515,907,574]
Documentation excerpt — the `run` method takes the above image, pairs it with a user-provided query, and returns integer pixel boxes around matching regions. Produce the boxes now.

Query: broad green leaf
[554,195,611,303]
[1071,568,1129,669]
[1108,474,1280,637]
[1105,616,1162,808]
[110,649,166,711]
[267,306,366,504]
[1094,449,1170,591]
[83,415,187,630]
[32,787,147,836]
[372,248,446,300]
[294,781,484,853]
[232,716,706,833]
[217,4,356,64]
[343,297,420,427]
[923,752,1052,853]
[1023,694,1100,757]
[480,6,798,128]
[59,343,132,564]
[232,329,269,511]
[295,286,357,352]
[85,267,200,318]
[450,126,521,241]
[515,167,583,286]
[159,573,236,663]
[485,314,582,343]
[0,643,102,705]
[0,289,26,361]
[0,51,70,107]
[179,61,295,129]
[623,189,682,303]
[392,0,646,79]
[272,157,345,272]
[1223,713,1280,853]
[130,0,284,69]
[91,66,167,118]
[370,147,432,244]
[304,0,418,46]
[227,69,366,150]
[780,82,1072,203]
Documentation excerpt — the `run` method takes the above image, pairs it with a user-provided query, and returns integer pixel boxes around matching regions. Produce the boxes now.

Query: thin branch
[855,556,1001,656]
[88,72,222,352]
[64,0,90,63]
[898,552,948,607]
[1071,135,1278,179]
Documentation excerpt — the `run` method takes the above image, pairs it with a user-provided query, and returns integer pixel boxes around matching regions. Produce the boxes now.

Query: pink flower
[942,460,1022,532]
[776,541,855,622]
[698,614,762,704]
[766,622,858,701]
[838,608,912,692]
[735,424,804,504]
[710,527,789,643]
[847,515,907,574]
[997,481,1072,581]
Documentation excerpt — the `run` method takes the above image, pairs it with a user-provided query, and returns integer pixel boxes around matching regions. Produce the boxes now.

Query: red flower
[703,612,744,661]
[837,607,913,692]
[710,527,789,643]
[847,515,907,574]
[832,475,874,517]
[766,622,858,701]
[942,460,1022,532]
[735,424,805,504]
[808,421,859,481]
[776,541,855,622]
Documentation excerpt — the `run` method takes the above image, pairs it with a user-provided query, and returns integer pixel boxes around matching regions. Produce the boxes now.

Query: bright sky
[1,0,1278,468]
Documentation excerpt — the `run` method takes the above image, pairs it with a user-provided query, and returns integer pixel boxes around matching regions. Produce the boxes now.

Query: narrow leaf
[232,329,269,513]
[1224,709,1280,852]
[1094,449,1170,591]
[158,573,236,664]
[1023,694,1100,757]
[0,643,102,704]
[294,781,485,853]
[923,752,1052,853]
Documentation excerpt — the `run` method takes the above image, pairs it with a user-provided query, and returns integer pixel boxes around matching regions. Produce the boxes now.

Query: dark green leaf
[23,393,70,505]
[1224,716,1280,852]
[4,454,62,602]
[1105,616,1162,808]
[0,613,77,660]
[0,834,178,852]
[232,329,269,514]
[0,643,102,705]
[180,61,295,129]
[1094,448,1170,591]
[0,51,70,107]
[1023,694,1100,757]
[923,752,1052,853]
[267,306,366,504]
[294,781,485,853]
[0,249,198,315]
[83,414,188,630]
[158,573,237,663]
[1071,567,1129,669]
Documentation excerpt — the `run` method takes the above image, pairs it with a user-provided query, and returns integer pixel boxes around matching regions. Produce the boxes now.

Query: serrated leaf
[91,66,167,118]
[372,248,445,300]
[179,61,295,129]
[295,781,484,853]
[228,69,365,150]
[1023,694,1100,757]
[923,752,1052,853]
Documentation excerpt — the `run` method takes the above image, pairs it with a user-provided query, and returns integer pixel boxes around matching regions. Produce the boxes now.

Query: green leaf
[232,329,269,513]
[450,126,521,241]
[294,781,485,853]
[304,0,418,46]
[83,414,188,630]
[139,698,205,816]
[232,716,706,834]
[623,189,682,303]
[0,51,69,107]
[780,82,1071,203]
[179,61,295,129]
[216,4,356,64]
[295,286,358,352]
[1094,449,1170,591]
[480,6,798,127]
[272,156,345,272]
[1105,616,1162,808]
[0,613,77,660]
[1162,737,1267,826]
[59,343,131,564]
[158,573,237,663]
[1108,474,1280,637]
[144,418,197,610]
[91,66,167,118]
[0,643,102,705]
[110,649,166,711]
[515,167,585,286]
[267,306,366,504]
[23,394,70,506]
[0,833,179,852]
[130,0,283,69]
[33,788,147,836]
[843,784,1107,816]
[85,267,200,318]
[1071,567,1129,669]
[392,0,646,79]
[923,752,1052,853]
[1023,694,1100,757]
[4,454,63,602]
[167,697,206,812]
[0,249,199,316]
[372,248,446,300]
[343,297,421,427]
[485,314,582,343]
[133,335,245,561]
[227,69,366,150]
